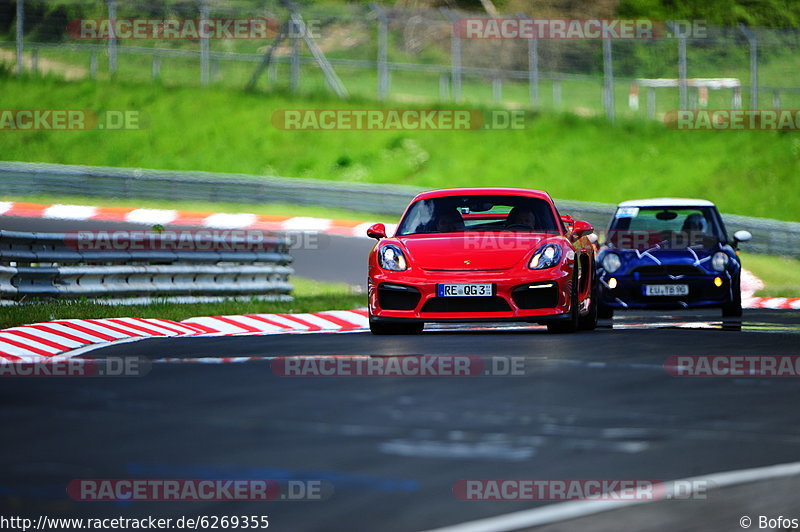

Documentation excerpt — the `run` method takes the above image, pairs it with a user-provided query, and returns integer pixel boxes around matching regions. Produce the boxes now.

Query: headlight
[529,243,562,270]
[602,253,622,273]
[378,244,408,271]
[711,251,729,272]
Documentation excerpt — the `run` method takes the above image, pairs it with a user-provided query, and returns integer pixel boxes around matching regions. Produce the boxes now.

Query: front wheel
[598,303,614,319]
[722,275,743,317]
[547,272,579,334]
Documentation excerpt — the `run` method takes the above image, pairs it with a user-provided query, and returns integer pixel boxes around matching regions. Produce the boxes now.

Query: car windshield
[607,206,728,249]
[396,195,560,236]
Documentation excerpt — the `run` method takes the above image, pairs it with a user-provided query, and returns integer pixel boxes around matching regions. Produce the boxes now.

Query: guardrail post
[152,53,160,80]
[15,0,23,76]
[106,0,117,76]
[773,89,781,108]
[647,87,656,119]
[492,76,502,103]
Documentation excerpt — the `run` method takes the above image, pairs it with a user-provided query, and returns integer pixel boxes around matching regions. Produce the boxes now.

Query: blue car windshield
[607,206,727,249]
[396,195,560,236]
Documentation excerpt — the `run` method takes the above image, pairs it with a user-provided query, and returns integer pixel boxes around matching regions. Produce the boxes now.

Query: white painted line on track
[422,460,800,532]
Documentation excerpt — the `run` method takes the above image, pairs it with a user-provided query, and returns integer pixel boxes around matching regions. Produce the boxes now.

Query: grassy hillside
[1,75,798,221]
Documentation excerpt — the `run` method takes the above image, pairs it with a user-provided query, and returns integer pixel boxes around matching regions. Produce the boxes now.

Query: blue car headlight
[378,244,408,271]
[711,251,730,272]
[529,243,562,270]
[602,252,622,273]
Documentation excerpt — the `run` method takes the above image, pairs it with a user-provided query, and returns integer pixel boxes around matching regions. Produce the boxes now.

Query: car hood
[400,233,549,270]
[602,245,726,274]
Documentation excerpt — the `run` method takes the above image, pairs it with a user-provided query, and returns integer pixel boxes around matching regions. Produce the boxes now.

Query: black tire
[369,317,424,335]
[598,303,614,319]
[547,271,579,334]
[722,274,743,318]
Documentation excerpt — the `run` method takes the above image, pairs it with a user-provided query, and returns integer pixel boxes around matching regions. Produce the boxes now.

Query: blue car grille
[630,264,706,276]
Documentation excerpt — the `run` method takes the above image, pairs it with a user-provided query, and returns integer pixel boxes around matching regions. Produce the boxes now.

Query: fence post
[372,4,389,100]
[602,36,615,122]
[199,0,210,86]
[739,24,758,109]
[290,17,300,93]
[107,0,117,76]
[666,22,688,110]
[773,90,781,109]
[15,0,23,75]
[439,73,449,101]
[442,9,462,103]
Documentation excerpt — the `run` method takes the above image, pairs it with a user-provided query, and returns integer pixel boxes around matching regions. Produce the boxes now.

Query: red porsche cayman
[366,188,598,334]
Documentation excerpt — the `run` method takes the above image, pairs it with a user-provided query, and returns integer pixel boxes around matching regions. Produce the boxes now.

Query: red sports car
[366,187,598,334]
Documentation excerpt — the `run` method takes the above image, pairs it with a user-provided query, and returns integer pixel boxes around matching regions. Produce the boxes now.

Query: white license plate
[437,283,493,297]
[644,284,689,296]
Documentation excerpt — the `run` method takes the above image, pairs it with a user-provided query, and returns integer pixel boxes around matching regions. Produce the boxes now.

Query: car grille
[421,296,511,313]
[378,283,421,311]
[631,264,705,276]
[512,283,559,309]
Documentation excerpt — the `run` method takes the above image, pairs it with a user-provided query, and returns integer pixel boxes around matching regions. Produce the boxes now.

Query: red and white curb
[0,310,369,362]
[0,201,395,238]
[744,296,800,310]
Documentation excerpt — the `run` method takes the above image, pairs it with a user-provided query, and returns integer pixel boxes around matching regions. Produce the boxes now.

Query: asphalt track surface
[2,214,800,531]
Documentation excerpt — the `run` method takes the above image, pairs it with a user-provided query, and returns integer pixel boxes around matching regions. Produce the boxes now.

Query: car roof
[412,187,553,202]
[617,198,716,208]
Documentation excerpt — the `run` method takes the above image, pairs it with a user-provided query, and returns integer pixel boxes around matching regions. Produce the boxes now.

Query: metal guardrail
[1,161,798,258]
[0,229,293,302]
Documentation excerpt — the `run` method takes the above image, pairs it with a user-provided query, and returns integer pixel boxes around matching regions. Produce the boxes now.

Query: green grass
[741,252,800,298]
[1,75,799,223]
[0,194,394,224]
[0,277,366,330]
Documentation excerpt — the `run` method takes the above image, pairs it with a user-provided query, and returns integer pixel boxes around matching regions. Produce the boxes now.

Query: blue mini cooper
[596,199,752,318]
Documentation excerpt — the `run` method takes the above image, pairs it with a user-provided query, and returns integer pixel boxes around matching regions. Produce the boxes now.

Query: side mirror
[572,220,594,238]
[367,223,387,240]
[560,214,574,230]
[733,230,752,244]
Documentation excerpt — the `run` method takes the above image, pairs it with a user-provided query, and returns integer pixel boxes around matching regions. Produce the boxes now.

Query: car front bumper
[597,272,735,310]
[368,266,574,323]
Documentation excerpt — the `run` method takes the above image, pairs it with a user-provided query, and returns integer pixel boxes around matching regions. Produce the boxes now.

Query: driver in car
[505,206,537,230]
